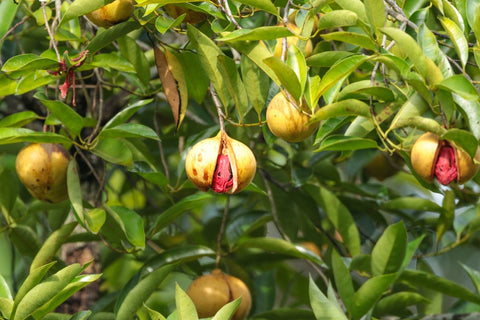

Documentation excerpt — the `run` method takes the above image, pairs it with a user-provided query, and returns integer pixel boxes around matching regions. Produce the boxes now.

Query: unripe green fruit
[16,143,71,203]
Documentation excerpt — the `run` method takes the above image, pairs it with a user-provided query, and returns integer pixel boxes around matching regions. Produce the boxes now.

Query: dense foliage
[1,0,480,319]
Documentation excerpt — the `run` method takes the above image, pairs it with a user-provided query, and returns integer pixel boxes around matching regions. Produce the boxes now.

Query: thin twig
[0,16,29,67]
[40,0,60,61]
[280,0,293,61]
[220,0,242,29]
[210,83,226,132]
[216,196,230,268]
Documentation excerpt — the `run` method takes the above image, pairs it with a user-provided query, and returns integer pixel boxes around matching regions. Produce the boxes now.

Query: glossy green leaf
[388,93,428,131]
[316,10,358,31]
[177,51,210,104]
[1,54,58,73]
[0,75,17,97]
[212,298,241,320]
[118,36,150,86]
[314,55,370,101]
[334,0,368,25]
[234,0,277,15]
[0,275,11,300]
[61,0,113,23]
[316,135,377,151]
[351,274,397,319]
[143,305,167,320]
[381,197,444,212]
[35,94,84,137]
[0,297,13,320]
[9,225,41,260]
[16,72,56,95]
[436,190,455,247]
[331,251,354,311]
[105,205,145,248]
[309,277,348,320]
[400,269,480,304]
[217,55,249,122]
[149,193,213,237]
[374,292,429,317]
[187,25,231,107]
[439,16,469,68]
[86,20,141,54]
[13,264,83,320]
[436,75,479,100]
[287,44,308,98]
[237,237,325,266]
[338,80,395,102]
[0,170,18,216]
[312,99,370,123]
[442,128,479,159]
[155,13,185,34]
[264,56,302,101]
[0,0,18,52]
[92,138,133,166]
[453,95,480,140]
[30,222,77,271]
[466,0,480,40]
[218,26,292,42]
[461,263,480,295]
[99,123,159,140]
[307,51,356,67]
[143,245,215,272]
[364,0,386,34]
[229,41,281,85]
[371,222,407,276]
[103,99,152,129]
[175,283,199,320]
[85,208,106,234]
[90,53,135,72]
[67,160,85,227]
[241,55,270,118]
[305,186,361,256]
[116,265,175,320]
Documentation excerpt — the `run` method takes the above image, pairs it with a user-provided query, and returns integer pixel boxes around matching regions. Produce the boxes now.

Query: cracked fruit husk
[185,131,256,193]
[266,92,319,142]
[410,132,480,185]
[86,0,134,28]
[16,143,71,203]
[187,269,252,320]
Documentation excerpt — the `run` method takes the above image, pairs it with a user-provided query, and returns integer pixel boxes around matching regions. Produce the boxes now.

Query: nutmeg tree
[1,0,480,319]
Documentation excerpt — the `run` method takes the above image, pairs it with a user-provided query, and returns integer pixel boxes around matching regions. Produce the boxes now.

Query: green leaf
[0,275,12,300]
[400,269,480,304]
[143,245,215,272]
[67,160,85,227]
[264,56,302,101]
[388,93,428,130]
[461,263,480,295]
[287,44,308,99]
[217,55,249,122]
[309,276,348,320]
[85,208,106,234]
[453,95,480,140]
[8,225,41,260]
[86,20,142,54]
[99,123,159,140]
[436,75,479,100]
[338,80,395,102]
[13,264,83,320]
[237,237,325,266]
[104,205,145,248]
[442,128,479,159]
[334,0,368,25]
[322,32,377,51]
[149,193,213,237]
[307,51,356,67]
[364,0,386,34]
[212,298,241,320]
[233,0,277,15]
[118,35,150,86]
[0,0,19,52]
[314,55,370,101]
[241,55,270,118]
[436,189,455,247]
[315,135,378,152]
[61,0,113,24]
[115,265,175,320]
[90,53,135,72]
[30,222,77,271]
[0,297,13,320]
[373,292,429,317]
[305,186,361,256]
[312,99,370,122]
[35,94,84,137]
[466,0,480,39]
[439,16,469,68]
[351,274,397,319]
[331,251,354,311]
[371,222,407,276]
[1,54,58,73]
[218,26,292,42]
[317,10,358,32]
[381,197,444,212]
[91,138,133,166]
[103,99,152,129]
[175,283,199,320]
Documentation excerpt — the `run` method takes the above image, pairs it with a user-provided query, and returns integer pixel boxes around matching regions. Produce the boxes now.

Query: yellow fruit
[86,0,134,28]
[364,152,402,181]
[187,269,252,320]
[185,131,256,193]
[266,92,319,142]
[410,132,480,185]
[274,23,313,58]
[15,143,71,203]
[164,4,207,24]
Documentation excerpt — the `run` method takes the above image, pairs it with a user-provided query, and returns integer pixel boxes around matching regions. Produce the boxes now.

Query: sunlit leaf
[439,16,469,68]
[309,277,348,320]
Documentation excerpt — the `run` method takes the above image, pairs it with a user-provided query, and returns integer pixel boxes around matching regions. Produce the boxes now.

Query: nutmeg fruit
[15,143,71,203]
[185,131,256,193]
[86,0,134,28]
[164,4,207,24]
[187,269,252,320]
[266,92,319,142]
[410,132,480,185]
[274,23,313,58]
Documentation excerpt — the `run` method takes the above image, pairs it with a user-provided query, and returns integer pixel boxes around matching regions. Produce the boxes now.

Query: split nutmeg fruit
[185,131,256,194]
[187,269,252,320]
[86,0,134,28]
[16,143,71,203]
[411,132,480,185]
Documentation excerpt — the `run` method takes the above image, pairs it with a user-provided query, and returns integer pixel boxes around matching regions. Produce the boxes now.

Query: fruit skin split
[185,131,256,194]
[187,269,252,320]
[410,132,480,185]
[15,143,71,203]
